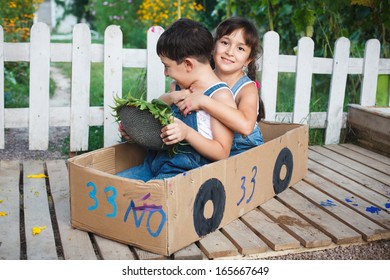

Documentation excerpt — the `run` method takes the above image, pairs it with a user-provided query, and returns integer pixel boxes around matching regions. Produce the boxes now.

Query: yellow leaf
[32,226,47,235]
[0,212,8,216]
[27,173,48,179]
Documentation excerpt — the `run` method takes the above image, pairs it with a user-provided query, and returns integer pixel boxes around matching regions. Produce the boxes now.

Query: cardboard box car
[69,121,308,256]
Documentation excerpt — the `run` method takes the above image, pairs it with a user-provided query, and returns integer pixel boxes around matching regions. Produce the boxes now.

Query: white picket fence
[0,22,389,152]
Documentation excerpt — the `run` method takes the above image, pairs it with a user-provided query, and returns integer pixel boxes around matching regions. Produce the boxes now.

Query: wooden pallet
[1,144,389,260]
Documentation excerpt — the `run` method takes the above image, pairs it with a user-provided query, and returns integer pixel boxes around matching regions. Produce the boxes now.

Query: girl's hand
[160,118,188,145]
[176,90,204,116]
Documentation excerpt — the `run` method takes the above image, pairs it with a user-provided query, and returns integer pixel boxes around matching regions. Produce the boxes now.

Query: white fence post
[325,37,350,145]
[104,25,122,147]
[0,26,4,149]
[146,26,165,101]
[29,22,50,150]
[70,23,91,151]
[261,31,279,121]
[360,39,380,106]
[293,37,314,124]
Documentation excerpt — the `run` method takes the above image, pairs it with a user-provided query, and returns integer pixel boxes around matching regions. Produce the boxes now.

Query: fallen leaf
[27,174,48,179]
[0,212,8,216]
[32,226,47,235]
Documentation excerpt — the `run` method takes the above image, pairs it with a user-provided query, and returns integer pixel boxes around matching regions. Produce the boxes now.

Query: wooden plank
[0,161,20,259]
[173,243,204,260]
[241,208,300,251]
[293,37,314,125]
[304,171,390,230]
[93,235,135,260]
[220,218,269,255]
[260,198,332,248]
[311,146,390,186]
[46,160,97,260]
[23,160,57,259]
[29,22,50,150]
[261,31,279,121]
[341,144,390,166]
[197,230,239,259]
[324,144,390,175]
[293,181,390,242]
[103,25,122,148]
[133,247,169,260]
[309,150,390,198]
[325,37,350,144]
[70,23,91,151]
[277,188,362,244]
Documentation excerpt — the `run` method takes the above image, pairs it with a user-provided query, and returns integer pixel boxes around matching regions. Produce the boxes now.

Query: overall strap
[231,75,253,96]
[203,82,229,97]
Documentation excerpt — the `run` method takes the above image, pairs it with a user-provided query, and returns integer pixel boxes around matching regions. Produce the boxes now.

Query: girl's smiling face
[213,28,252,74]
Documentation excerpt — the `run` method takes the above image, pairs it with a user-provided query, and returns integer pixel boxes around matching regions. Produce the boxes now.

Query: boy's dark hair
[214,17,265,121]
[157,18,214,64]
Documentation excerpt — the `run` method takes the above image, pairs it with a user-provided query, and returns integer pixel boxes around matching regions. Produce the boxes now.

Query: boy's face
[213,28,252,74]
[160,56,190,89]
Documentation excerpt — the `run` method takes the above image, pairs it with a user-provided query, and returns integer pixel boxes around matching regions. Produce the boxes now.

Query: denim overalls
[229,75,264,156]
[116,82,229,181]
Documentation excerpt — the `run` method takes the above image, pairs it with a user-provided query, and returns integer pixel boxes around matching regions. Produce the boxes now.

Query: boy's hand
[160,117,187,145]
[118,122,132,141]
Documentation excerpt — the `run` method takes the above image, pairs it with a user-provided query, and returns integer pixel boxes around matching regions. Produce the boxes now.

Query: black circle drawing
[273,147,293,194]
[193,178,226,237]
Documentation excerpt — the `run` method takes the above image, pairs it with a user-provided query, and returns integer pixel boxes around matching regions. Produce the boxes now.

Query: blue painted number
[87,181,98,211]
[237,166,258,206]
[104,186,117,218]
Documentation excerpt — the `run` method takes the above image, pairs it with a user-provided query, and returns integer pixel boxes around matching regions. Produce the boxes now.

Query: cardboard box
[69,121,308,256]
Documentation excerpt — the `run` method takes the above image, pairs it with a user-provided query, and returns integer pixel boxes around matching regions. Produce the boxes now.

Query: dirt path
[50,66,70,107]
[0,65,70,160]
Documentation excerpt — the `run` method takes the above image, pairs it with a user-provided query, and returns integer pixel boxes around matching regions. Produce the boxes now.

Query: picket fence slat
[146,26,165,101]
[29,23,50,150]
[104,25,122,148]
[0,26,4,149]
[70,24,91,151]
[0,23,389,151]
[261,31,280,122]
[360,39,380,106]
[325,37,350,145]
[293,37,314,124]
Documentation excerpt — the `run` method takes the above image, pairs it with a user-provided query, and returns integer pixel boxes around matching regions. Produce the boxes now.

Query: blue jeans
[230,124,264,156]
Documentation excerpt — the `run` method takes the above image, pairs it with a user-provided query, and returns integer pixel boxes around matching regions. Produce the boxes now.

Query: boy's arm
[159,89,190,106]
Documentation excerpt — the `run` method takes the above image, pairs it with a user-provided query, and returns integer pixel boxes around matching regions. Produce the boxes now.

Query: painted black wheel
[193,178,226,237]
[273,147,293,194]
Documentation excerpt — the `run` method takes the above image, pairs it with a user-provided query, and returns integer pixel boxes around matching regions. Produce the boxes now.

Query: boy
[116,18,237,181]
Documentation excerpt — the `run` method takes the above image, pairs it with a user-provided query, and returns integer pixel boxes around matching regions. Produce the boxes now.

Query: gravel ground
[0,127,69,160]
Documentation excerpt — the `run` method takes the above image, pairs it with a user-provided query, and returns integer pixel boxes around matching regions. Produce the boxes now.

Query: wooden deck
[1,143,390,260]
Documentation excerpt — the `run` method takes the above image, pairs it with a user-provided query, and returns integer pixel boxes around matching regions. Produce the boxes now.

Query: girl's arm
[161,89,236,161]
[176,83,259,136]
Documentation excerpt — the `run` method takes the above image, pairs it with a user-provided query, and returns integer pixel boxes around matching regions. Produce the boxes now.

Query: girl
[172,17,265,156]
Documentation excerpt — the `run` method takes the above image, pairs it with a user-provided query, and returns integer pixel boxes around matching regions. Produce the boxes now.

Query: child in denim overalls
[171,17,265,156]
[117,19,236,181]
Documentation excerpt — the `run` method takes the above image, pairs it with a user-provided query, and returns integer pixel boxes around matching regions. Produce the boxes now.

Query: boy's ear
[184,58,195,72]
